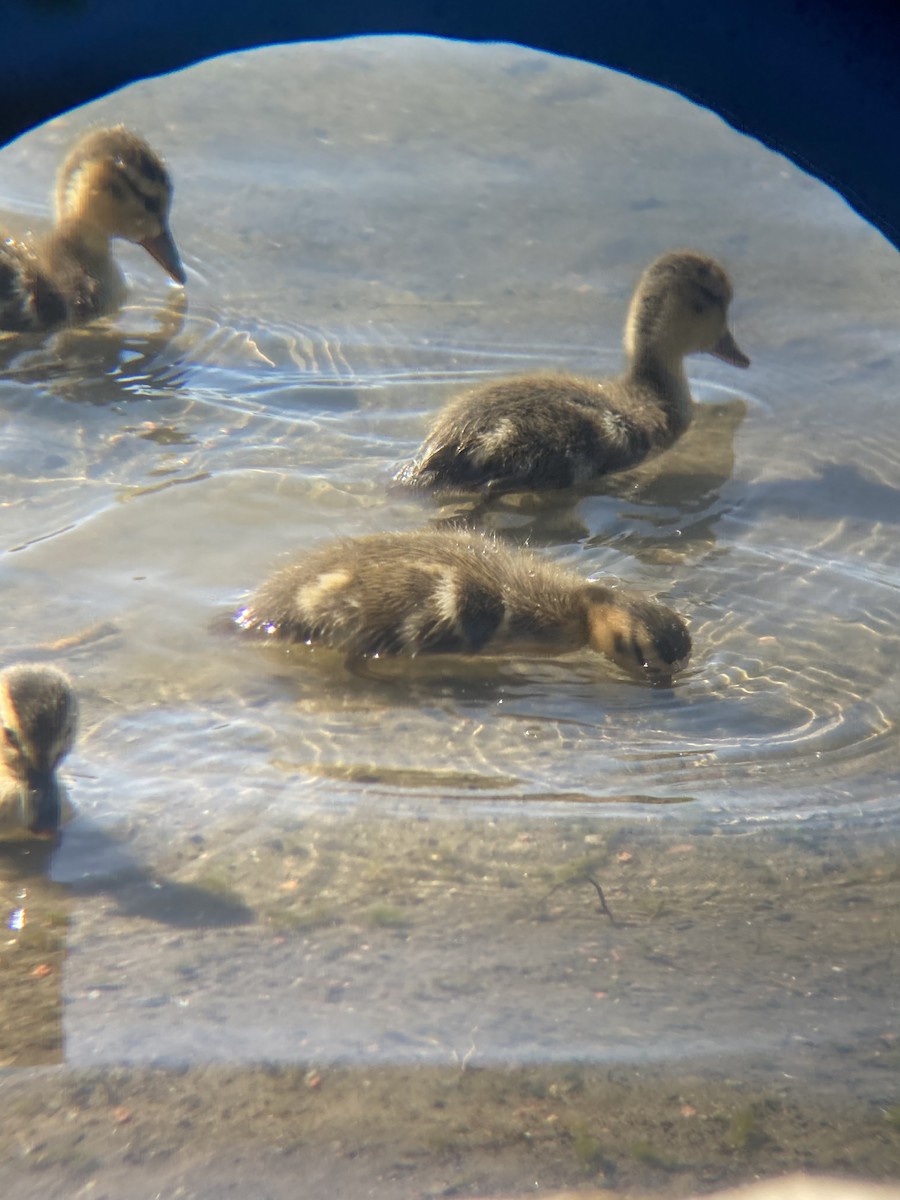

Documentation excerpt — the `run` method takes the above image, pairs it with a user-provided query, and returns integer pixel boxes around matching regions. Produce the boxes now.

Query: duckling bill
[235,529,691,683]
[0,665,78,837]
[395,250,749,494]
[0,125,185,332]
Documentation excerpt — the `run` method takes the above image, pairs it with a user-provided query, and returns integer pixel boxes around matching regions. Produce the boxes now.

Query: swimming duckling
[0,665,78,837]
[235,529,691,682]
[395,250,749,494]
[0,126,185,331]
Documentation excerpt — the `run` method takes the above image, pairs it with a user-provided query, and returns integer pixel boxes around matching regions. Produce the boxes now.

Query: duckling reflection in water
[0,666,78,837]
[235,529,691,683]
[0,126,185,332]
[395,250,749,495]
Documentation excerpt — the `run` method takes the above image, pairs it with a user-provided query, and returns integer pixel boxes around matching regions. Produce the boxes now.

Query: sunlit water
[1,38,899,1072]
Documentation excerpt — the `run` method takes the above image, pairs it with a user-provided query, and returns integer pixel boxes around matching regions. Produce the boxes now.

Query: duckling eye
[2,726,22,753]
[695,284,723,310]
[142,195,162,216]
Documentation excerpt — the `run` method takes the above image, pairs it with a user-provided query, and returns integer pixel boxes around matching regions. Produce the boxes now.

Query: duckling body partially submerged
[0,665,78,837]
[0,126,185,332]
[395,251,749,494]
[236,529,691,682]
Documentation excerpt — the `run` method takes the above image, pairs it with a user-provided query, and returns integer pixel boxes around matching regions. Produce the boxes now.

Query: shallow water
[1,36,899,1094]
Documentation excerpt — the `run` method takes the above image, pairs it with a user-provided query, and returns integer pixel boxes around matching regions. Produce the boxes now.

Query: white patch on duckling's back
[431,568,462,627]
[599,409,631,449]
[295,570,353,616]
[474,418,517,463]
[398,567,463,651]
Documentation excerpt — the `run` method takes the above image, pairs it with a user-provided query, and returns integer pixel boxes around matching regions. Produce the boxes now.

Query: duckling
[235,529,691,682]
[395,250,749,494]
[0,125,185,332]
[0,665,78,837]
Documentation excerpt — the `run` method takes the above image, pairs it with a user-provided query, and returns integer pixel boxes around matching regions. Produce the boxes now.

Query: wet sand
[3,814,899,1197]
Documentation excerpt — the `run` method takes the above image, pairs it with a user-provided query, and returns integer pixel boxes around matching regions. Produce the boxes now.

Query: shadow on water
[420,398,749,561]
[0,820,253,1068]
[745,461,900,526]
[52,817,255,929]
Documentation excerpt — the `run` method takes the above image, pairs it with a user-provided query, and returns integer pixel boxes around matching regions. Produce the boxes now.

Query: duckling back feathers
[396,250,748,494]
[0,242,66,331]
[394,372,663,492]
[236,529,691,680]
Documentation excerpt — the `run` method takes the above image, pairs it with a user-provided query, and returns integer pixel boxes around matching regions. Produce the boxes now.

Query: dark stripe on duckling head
[114,167,165,216]
[57,127,169,207]
[695,283,725,310]
[3,667,74,772]
[132,148,168,189]
[627,596,692,669]
[647,604,692,667]
[662,617,692,666]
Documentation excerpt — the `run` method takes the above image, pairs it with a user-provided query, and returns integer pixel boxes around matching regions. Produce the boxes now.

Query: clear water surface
[0,37,898,1075]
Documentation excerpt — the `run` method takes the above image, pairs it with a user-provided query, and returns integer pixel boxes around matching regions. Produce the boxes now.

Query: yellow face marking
[60,158,170,244]
[586,596,689,680]
[0,680,17,736]
[0,681,31,769]
[586,601,649,674]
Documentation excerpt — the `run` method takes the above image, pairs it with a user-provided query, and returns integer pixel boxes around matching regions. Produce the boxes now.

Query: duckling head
[54,126,186,285]
[0,665,78,836]
[583,585,691,684]
[625,250,749,371]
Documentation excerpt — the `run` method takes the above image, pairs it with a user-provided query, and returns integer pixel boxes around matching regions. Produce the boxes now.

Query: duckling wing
[396,377,653,494]
[239,532,518,659]
[0,241,68,332]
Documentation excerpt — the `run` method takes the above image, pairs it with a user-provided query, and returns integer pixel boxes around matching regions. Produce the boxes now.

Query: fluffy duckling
[395,250,749,494]
[0,125,185,331]
[0,665,78,837]
[235,529,691,682]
